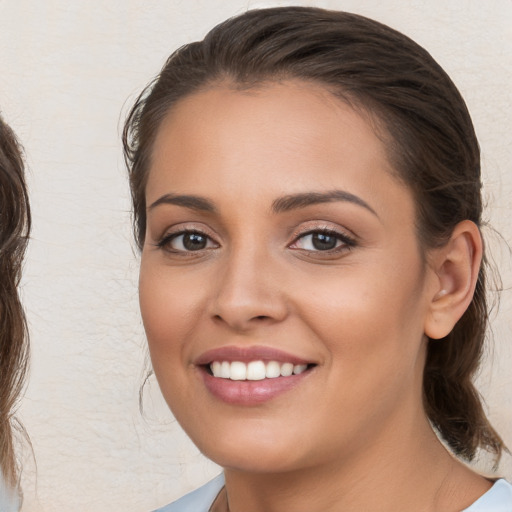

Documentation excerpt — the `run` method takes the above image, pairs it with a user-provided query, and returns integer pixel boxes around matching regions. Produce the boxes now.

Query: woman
[123,7,512,511]
[0,114,30,510]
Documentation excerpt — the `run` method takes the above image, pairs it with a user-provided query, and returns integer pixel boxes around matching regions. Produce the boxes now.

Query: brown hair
[123,6,504,462]
[0,114,30,489]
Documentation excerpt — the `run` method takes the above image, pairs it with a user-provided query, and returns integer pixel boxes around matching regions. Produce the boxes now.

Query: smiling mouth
[207,360,313,381]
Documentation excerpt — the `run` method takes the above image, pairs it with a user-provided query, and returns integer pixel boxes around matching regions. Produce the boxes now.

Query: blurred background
[1,1,511,510]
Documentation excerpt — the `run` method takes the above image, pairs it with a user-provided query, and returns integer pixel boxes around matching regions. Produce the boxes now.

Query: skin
[140,81,490,511]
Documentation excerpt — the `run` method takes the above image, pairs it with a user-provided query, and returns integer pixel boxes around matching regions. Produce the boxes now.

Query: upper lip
[195,345,313,366]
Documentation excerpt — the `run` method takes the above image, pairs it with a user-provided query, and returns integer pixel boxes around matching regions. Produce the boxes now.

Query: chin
[204,446,304,475]
[189,421,310,474]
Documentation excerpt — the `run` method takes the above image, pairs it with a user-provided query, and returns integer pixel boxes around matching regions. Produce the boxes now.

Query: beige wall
[0,1,510,510]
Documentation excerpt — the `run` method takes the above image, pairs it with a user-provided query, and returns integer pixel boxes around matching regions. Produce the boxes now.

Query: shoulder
[463,479,512,511]
[152,474,225,512]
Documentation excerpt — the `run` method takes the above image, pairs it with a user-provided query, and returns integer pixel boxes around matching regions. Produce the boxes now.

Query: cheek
[294,259,428,376]
[138,262,207,415]
[297,273,428,440]
[139,261,202,362]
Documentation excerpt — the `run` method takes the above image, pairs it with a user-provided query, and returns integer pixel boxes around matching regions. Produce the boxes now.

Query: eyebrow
[148,190,377,217]
[272,190,378,217]
[148,194,216,213]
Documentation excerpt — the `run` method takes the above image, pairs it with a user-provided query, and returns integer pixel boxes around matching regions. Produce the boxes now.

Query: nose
[209,246,288,332]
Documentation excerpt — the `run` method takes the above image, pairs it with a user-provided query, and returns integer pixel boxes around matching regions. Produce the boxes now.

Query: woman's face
[140,81,438,473]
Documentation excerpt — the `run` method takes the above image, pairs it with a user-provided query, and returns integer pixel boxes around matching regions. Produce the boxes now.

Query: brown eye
[291,231,346,251]
[181,233,208,251]
[160,231,217,252]
[310,232,338,251]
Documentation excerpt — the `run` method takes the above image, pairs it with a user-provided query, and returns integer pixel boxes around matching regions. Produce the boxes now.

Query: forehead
[147,80,412,218]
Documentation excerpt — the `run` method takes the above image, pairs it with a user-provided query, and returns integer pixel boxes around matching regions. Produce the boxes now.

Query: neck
[217,416,489,512]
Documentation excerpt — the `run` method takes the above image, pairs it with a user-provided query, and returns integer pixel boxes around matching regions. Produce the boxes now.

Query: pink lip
[195,345,311,365]
[199,369,313,406]
[194,345,315,406]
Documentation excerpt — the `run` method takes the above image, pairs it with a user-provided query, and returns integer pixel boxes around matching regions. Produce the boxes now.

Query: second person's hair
[0,114,31,489]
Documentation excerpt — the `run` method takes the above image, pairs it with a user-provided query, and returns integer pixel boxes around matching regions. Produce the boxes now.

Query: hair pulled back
[0,114,30,488]
[123,6,504,462]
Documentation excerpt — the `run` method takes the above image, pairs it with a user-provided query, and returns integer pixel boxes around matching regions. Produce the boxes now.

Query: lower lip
[199,368,312,405]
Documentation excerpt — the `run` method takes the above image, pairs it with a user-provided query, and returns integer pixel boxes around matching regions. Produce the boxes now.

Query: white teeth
[265,361,281,379]
[280,362,294,377]
[220,361,231,378]
[247,361,266,380]
[230,361,247,381]
[211,361,222,377]
[209,360,310,380]
[293,364,308,375]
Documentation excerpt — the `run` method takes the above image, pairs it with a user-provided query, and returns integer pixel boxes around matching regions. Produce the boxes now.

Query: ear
[424,220,483,340]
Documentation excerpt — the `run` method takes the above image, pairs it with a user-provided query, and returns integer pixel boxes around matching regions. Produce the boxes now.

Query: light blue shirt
[154,474,512,512]
[154,474,224,512]
[463,479,512,511]
[0,471,19,512]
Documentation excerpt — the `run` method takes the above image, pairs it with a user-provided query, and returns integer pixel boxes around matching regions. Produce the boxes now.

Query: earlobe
[424,220,482,340]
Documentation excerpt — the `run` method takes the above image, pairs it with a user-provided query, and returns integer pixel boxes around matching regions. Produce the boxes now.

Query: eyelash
[155,226,356,255]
